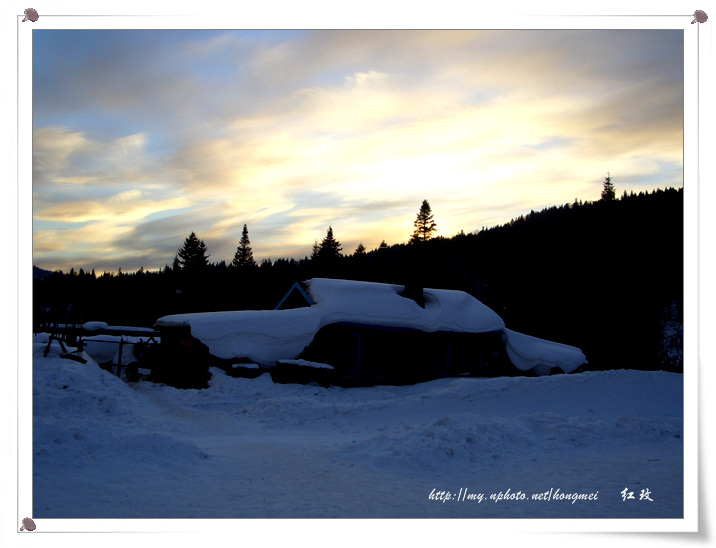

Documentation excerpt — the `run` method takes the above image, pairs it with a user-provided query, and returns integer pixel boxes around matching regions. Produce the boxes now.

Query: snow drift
[33,336,684,519]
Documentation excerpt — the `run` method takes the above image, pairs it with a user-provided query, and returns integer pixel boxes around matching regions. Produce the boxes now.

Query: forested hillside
[33,187,683,373]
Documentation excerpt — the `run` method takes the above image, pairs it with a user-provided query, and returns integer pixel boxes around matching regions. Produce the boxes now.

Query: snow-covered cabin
[154,278,587,387]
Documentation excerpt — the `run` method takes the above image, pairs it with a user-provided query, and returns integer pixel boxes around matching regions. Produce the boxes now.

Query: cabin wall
[298,324,513,386]
[152,326,213,389]
[154,322,522,389]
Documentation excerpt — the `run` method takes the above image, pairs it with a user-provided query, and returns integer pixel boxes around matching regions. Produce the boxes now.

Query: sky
[32,29,684,274]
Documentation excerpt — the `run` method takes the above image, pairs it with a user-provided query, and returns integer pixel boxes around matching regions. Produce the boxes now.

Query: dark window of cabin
[436,338,450,375]
[345,334,360,372]
[360,335,385,374]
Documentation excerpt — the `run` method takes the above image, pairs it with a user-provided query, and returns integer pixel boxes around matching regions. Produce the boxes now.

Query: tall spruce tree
[177,231,210,271]
[411,199,437,243]
[601,172,616,201]
[318,226,342,260]
[232,224,256,268]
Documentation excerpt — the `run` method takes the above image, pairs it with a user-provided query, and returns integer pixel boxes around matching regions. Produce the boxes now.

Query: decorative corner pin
[20,517,36,531]
[22,8,39,22]
[691,10,708,23]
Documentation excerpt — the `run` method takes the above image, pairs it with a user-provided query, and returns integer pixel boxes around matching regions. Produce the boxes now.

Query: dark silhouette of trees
[354,243,366,256]
[177,232,210,272]
[232,224,256,269]
[411,199,437,243]
[309,226,343,278]
[601,172,616,201]
[34,187,683,373]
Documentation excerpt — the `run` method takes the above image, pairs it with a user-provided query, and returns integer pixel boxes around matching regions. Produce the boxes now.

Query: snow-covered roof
[156,278,505,364]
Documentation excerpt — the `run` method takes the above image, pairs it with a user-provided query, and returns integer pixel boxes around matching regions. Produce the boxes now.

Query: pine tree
[601,172,616,201]
[310,240,320,261]
[411,199,437,243]
[354,243,366,256]
[318,226,342,260]
[232,224,256,268]
[177,231,210,271]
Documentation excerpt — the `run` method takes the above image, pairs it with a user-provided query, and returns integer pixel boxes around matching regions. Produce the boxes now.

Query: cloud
[33,126,96,188]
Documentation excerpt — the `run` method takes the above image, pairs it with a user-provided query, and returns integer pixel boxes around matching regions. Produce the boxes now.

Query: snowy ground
[33,335,683,520]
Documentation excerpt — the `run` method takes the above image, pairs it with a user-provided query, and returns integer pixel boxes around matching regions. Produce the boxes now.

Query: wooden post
[117,339,123,377]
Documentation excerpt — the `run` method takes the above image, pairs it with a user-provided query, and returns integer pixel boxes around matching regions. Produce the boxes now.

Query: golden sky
[32,30,683,273]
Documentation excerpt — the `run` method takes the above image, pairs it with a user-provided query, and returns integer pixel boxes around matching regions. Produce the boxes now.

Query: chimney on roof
[401,240,427,307]
[402,281,425,308]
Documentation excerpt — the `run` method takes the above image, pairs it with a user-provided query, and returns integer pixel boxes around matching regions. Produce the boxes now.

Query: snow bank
[341,411,682,474]
[156,278,505,364]
[502,329,587,375]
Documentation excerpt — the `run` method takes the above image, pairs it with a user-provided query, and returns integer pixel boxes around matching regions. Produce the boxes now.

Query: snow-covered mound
[33,340,210,478]
[502,329,587,375]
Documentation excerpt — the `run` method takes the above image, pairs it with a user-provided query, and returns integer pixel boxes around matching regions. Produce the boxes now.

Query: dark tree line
[34,188,684,373]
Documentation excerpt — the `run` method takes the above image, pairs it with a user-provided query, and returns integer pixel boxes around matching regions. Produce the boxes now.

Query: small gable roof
[274,281,314,310]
